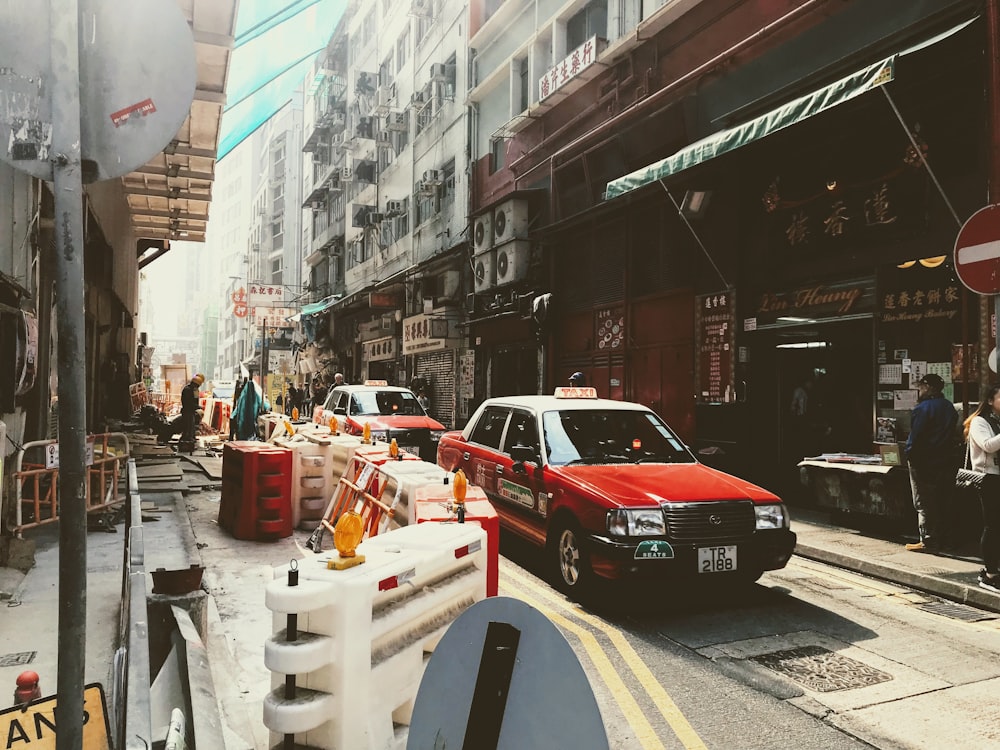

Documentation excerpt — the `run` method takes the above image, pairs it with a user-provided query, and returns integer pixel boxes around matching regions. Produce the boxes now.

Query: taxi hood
[352,414,446,430]
[556,462,780,506]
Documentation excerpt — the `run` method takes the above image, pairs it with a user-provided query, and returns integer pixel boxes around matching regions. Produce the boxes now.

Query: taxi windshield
[542,409,694,466]
[351,390,426,417]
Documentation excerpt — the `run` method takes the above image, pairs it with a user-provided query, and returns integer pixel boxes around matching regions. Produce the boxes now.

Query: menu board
[696,291,735,403]
[594,306,625,352]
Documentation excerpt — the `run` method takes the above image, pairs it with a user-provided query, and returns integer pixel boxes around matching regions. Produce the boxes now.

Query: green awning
[604,18,974,201]
[300,294,341,317]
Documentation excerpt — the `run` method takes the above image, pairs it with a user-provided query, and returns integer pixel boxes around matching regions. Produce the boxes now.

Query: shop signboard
[954,204,1000,295]
[364,336,397,362]
[695,292,735,403]
[248,284,285,307]
[753,278,875,327]
[252,306,296,327]
[538,35,599,101]
[402,313,449,355]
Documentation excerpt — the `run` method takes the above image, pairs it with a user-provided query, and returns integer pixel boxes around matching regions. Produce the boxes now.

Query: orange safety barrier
[305,454,394,552]
[11,433,130,535]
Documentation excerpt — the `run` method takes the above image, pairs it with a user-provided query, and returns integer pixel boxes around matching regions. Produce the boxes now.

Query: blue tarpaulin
[219,0,346,160]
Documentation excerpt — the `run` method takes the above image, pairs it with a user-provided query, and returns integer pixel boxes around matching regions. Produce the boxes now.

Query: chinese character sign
[696,292,735,403]
[248,284,285,307]
[539,36,598,102]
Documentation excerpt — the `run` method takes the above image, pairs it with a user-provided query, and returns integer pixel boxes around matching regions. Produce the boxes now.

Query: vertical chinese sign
[696,292,735,403]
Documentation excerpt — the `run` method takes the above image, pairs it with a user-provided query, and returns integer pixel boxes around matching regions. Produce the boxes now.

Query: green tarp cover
[603,17,975,200]
[300,295,339,316]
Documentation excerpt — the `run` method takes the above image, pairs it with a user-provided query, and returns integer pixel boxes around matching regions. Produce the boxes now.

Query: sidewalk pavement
[0,453,997,716]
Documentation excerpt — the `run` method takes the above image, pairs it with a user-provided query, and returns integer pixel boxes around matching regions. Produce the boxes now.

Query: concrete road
[185,488,1000,749]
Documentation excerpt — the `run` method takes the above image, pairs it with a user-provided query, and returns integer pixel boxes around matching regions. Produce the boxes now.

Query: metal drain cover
[0,651,36,668]
[918,600,998,622]
[750,645,893,692]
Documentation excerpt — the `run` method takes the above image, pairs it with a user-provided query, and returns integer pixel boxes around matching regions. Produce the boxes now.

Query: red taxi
[319,381,446,461]
[437,387,796,593]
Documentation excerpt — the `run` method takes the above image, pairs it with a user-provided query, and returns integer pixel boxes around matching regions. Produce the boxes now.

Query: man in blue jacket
[905,373,957,552]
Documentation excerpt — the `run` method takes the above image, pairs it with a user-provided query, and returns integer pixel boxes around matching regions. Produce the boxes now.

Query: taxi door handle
[495,464,504,475]
[463,452,470,461]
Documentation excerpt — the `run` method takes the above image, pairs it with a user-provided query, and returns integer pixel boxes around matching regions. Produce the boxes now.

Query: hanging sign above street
[0,0,196,182]
[954,204,1000,295]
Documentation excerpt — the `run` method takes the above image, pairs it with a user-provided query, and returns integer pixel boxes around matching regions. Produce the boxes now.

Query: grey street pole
[50,0,88,746]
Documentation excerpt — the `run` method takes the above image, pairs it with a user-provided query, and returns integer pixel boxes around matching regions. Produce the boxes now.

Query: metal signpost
[0,1,195,746]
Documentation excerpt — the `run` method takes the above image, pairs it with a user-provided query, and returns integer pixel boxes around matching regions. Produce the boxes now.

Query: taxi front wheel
[550,519,593,594]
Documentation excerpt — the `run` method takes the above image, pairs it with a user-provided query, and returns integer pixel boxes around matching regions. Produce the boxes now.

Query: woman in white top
[963,383,1000,592]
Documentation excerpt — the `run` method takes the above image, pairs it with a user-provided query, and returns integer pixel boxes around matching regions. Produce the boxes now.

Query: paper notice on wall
[927,362,952,382]
[909,360,927,382]
[879,364,902,384]
[943,383,955,402]
[894,389,919,410]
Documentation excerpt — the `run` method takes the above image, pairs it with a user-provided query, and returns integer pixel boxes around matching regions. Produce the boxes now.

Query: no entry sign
[955,204,1000,294]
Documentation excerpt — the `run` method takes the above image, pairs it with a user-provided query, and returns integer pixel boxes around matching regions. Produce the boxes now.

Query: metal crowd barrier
[11,432,130,534]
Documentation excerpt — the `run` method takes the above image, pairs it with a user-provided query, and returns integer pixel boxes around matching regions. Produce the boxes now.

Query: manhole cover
[0,651,36,668]
[750,645,893,692]
[918,600,997,622]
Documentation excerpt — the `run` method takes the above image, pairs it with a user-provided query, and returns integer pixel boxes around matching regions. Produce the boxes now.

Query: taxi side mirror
[333,407,347,416]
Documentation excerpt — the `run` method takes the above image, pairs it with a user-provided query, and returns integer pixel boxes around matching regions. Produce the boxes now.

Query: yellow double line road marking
[500,568,707,750]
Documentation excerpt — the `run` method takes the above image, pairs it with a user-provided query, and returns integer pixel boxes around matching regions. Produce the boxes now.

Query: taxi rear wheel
[550,520,592,593]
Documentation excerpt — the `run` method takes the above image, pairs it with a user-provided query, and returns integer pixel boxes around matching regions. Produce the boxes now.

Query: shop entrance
[750,317,873,500]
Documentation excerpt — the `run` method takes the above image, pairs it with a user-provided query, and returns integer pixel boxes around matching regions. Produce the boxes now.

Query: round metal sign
[407,596,609,750]
[954,204,1000,295]
[0,0,196,182]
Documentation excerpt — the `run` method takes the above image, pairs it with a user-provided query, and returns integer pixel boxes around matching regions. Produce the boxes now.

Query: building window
[567,1,607,48]
[490,138,506,174]
[518,57,529,112]
[396,27,409,69]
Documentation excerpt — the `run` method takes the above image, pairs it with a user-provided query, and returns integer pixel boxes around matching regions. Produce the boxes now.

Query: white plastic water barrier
[263,522,488,750]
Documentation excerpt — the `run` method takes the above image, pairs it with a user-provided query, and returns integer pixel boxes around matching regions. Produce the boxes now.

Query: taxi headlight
[755,503,789,530]
[607,508,665,537]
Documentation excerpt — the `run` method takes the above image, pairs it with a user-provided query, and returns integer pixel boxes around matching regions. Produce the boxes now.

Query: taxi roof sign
[554,386,598,399]
[363,379,389,386]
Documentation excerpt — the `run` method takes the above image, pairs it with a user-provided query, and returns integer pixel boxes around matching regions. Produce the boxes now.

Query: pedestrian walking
[905,373,958,552]
[963,383,1000,592]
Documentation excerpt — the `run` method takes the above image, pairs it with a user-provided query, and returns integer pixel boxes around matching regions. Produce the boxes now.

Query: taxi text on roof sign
[553,386,598,399]
[1,684,110,750]
[363,380,388,386]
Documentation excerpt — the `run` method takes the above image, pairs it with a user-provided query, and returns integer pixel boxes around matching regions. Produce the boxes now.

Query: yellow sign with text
[0,684,110,750]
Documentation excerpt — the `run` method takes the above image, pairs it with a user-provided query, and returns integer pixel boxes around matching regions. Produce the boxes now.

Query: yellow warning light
[389,438,399,458]
[362,423,372,444]
[453,469,468,505]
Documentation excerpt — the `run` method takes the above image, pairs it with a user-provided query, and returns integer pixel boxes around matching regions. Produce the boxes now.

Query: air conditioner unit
[376,130,392,145]
[472,212,492,252]
[376,86,392,110]
[381,315,394,330]
[367,212,384,226]
[331,131,345,146]
[493,199,529,245]
[341,166,353,181]
[473,250,496,293]
[494,240,530,286]
[386,199,405,215]
[429,63,447,81]
[422,169,442,185]
[410,90,426,106]
[386,111,407,131]
[417,180,436,196]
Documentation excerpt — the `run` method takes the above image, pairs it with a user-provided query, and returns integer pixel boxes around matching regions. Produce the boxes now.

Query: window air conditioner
[472,212,492,252]
[429,63,447,81]
[473,250,496,293]
[411,90,426,106]
[341,166,353,181]
[493,199,529,245]
[422,169,442,185]
[367,212,384,226]
[386,111,408,131]
[386,199,405,215]
[376,130,392,144]
[494,240,530,286]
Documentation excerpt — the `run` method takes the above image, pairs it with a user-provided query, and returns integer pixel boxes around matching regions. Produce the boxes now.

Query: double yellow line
[499,568,707,750]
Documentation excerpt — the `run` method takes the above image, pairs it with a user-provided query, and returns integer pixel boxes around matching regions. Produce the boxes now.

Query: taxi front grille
[387,428,427,444]
[662,501,755,542]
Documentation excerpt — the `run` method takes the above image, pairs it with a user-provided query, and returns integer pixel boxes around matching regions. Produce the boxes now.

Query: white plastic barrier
[263,522,487,750]
[271,433,346,530]
[378,461,451,528]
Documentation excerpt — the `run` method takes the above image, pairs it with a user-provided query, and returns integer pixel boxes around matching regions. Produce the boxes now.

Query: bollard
[13,671,41,709]
[284,559,299,750]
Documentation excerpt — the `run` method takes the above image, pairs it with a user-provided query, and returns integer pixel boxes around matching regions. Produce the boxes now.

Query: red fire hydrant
[13,671,40,709]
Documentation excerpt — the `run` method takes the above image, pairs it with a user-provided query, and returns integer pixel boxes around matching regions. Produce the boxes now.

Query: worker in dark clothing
[179,373,205,452]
